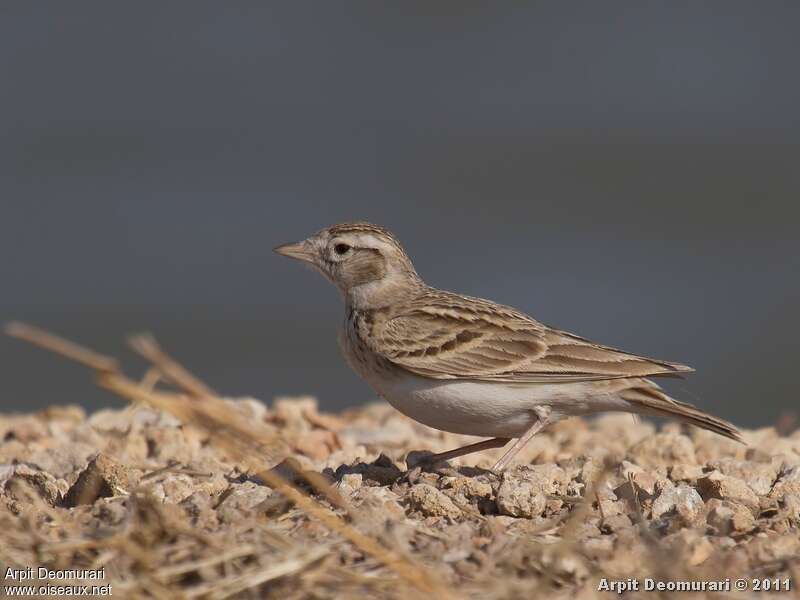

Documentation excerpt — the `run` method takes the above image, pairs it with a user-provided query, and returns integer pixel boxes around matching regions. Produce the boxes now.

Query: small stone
[441,475,496,515]
[272,396,318,429]
[577,456,604,486]
[707,458,782,496]
[4,464,67,506]
[27,443,99,480]
[744,532,800,564]
[334,454,402,487]
[88,409,136,432]
[669,464,705,482]
[90,496,128,527]
[216,482,272,522]
[179,491,219,530]
[697,471,760,514]
[338,473,363,496]
[627,432,697,469]
[149,474,196,504]
[63,454,136,507]
[404,468,439,488]
[496,467,554,519]
[0,415,48,442]
[224,397,269,421]
[440,476,493,504]
[352,486,405,520]
[630,470,659,497]
[406,483,462,520]
[518,464,569,494]
[597,498,626,519]
[615,463,667,503]
[150,425,208,464]
[0,441,28,466]
[706,498,756,535]
[652,484,705,525]
[600,513,633,534]
[294,429,340,460]
[37,404,86,425]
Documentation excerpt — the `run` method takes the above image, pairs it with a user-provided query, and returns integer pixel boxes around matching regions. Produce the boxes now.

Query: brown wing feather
[366,290,693,382]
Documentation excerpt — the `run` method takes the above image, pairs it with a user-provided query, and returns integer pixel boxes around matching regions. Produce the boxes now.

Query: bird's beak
[273,240,315,264]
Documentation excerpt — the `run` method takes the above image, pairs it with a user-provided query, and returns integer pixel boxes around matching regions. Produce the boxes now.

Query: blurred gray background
[1,3,798,428]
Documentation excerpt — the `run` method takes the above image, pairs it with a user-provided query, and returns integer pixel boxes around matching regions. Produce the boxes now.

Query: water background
[2,4,798,427]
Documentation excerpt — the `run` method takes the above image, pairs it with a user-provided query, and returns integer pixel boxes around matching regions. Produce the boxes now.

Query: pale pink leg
[491,407,552,472]
[408,437,511,468]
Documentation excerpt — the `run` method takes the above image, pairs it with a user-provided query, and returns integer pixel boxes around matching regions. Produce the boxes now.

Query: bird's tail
[620,383,744,444]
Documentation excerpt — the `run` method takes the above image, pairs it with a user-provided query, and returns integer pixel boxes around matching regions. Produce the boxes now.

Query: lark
[275,222,742,471]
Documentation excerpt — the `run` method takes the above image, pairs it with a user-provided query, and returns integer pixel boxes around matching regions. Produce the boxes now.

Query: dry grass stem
[4,322,457,599]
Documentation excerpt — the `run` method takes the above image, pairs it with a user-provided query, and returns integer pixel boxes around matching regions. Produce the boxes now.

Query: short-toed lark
[276,222,742,471]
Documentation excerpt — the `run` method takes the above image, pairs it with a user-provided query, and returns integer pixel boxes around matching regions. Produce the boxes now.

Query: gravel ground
[1,396,798,598]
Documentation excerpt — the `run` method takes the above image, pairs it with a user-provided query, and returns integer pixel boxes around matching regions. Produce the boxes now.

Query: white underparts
[371,373,633,438]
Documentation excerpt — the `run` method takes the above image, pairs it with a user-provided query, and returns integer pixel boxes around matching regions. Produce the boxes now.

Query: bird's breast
[338,313,396,383]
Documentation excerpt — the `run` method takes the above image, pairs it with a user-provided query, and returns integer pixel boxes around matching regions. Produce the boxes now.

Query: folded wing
[368,292,693,383]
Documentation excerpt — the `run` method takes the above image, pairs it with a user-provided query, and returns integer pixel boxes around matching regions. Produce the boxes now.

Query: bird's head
[274,222,422,308]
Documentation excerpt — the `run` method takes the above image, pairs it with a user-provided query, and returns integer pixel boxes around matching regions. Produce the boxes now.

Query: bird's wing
[367,293,693,383]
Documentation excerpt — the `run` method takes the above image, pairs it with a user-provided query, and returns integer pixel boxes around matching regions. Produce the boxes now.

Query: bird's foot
[405,449,451,470]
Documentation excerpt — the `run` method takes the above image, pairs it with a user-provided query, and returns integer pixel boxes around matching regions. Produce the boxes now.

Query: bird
[274,222,742,471]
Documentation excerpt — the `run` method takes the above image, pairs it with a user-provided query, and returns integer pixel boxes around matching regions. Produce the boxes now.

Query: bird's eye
[334,243,351,255]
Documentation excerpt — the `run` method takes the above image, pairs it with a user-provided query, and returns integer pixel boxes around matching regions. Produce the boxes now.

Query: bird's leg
[491,406,552,472]
[407,437,511,469]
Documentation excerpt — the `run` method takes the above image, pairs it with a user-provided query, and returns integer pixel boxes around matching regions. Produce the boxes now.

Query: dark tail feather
[621,385,744,444]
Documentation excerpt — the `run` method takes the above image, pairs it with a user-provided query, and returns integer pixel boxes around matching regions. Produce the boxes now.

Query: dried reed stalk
[127,333,215,398]
[5,321,457,599]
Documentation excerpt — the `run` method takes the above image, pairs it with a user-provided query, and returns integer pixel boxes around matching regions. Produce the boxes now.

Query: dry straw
[5,321,457,599]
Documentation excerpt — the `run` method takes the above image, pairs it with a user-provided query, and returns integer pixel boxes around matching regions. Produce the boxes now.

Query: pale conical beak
[273,240,315,263]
